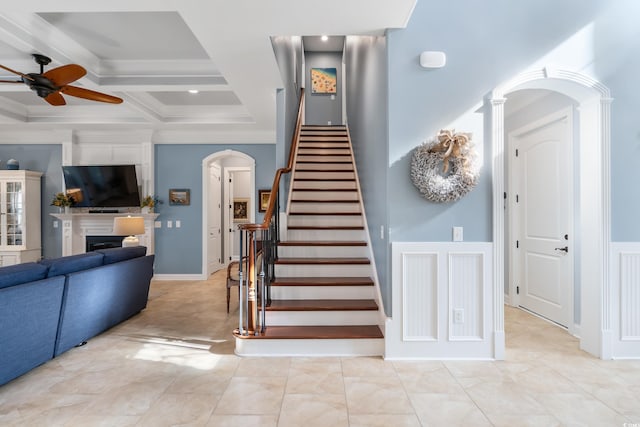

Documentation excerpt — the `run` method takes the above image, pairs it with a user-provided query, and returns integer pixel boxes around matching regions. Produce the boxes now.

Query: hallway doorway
[202,150,255,277]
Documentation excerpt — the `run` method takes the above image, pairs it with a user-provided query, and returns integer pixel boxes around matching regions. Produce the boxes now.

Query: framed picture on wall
[258,189,271,212]
[311,67,337,94]
[169,188,190,205]
[233,198,249,222]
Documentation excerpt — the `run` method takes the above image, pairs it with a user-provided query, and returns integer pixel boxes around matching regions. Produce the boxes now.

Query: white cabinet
[0,170,42,266]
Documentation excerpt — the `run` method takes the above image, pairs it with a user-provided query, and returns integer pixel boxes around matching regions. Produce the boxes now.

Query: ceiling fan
[0,53,123,106]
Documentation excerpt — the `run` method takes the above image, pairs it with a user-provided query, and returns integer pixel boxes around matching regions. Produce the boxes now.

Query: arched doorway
[488,67,612,359]
[201,150,256,277]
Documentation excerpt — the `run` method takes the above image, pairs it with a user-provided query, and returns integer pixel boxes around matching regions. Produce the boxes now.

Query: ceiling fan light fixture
[321,35,328,42]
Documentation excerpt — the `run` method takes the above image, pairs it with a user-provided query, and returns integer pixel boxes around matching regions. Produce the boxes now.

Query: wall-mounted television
[62,165,141,208]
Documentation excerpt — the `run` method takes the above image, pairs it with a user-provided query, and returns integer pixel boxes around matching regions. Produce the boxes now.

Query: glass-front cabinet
[0,170,42,266]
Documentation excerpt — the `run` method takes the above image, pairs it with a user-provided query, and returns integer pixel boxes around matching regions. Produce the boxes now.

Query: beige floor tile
[534,392,629,426]
[1,393,93,427]
[486,413,562,427]
[214,377,286,415]
[136,393,218,426]
[397,366,465,394]
[167,370,232,395]
[277,393,348,427]
[464,380,548,416]
[206,415,278,427]
[285,372,345,395]
[81,377,172,416]
[409,393,492,426]
[64,415,141,427]
[391,360,445,376]
[341,356,397,377]
[348,414,421,427]
[344,376,414,414]
[235,357,291,377]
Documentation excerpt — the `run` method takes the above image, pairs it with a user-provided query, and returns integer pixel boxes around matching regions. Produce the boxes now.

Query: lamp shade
[113,216,145,236]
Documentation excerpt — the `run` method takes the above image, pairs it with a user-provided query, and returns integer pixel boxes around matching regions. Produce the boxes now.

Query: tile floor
[1,270,639,426]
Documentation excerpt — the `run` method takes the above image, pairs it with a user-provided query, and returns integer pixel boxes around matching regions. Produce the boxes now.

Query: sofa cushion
[0,263,49,290]
[96,246,147,265]
[40,252,105,277]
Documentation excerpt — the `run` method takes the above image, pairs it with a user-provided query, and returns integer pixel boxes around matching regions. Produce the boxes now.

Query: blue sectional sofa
[0,246,154,386]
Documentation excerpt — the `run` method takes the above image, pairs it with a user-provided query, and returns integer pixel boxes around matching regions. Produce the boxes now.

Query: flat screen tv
[62,165,141,208]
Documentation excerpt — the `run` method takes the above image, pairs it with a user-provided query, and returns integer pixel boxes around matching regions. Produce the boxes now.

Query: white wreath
[410,131,479,203]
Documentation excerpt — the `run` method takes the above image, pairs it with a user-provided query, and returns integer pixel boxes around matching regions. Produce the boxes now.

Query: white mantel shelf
[50,212,159,256]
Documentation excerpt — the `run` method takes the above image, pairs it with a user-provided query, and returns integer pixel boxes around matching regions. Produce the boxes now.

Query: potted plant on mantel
[50,192,73,213]
[140,195,161,214]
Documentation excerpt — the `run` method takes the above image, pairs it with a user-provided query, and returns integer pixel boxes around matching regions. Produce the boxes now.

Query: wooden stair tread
[294,169,354,173]
[289,212,361,216]
[234,325,383,340]
[294,178,355,182]
[279,240,367,246]
[266,299,378,311]
[287,225,364,230]
[291,188,357,192]
[271,277,374,286]
[290,199,359,203]
[276,257,370,265]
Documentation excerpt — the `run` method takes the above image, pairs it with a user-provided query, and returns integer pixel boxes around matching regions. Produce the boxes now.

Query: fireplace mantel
[50,213,159,256]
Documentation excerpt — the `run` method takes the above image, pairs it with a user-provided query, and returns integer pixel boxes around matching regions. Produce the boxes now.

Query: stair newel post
[247,230,258,335]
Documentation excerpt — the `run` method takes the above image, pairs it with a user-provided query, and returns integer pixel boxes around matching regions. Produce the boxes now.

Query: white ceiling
[0,1,416,142]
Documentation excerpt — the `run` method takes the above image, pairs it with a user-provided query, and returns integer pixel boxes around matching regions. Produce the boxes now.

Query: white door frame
[508,107,575,334]
[201,150,255,279]
[488,66,612,359]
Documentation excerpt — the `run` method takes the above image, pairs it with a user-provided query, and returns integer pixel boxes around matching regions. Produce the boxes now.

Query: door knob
[554,246,569,253]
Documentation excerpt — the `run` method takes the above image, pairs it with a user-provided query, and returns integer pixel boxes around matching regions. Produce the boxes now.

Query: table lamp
[113,216,145,247]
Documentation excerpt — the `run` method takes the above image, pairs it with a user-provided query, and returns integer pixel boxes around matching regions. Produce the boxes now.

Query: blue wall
[0,145,63,259]
[344,35,391,314]
[154,144,276,274]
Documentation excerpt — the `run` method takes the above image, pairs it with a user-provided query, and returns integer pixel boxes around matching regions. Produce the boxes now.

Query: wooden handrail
[240,88,304,231]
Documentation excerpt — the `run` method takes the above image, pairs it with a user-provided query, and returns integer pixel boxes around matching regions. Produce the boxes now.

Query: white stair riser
[235,338,383,357]
[275,263,372,278]
[294,171,355,180]
[290,202,361,213]
[286,229,366,241]
[265,310,379,326]
[290,191,359,201]
[295,163,354,171]
[293,181,356,190]
[270,285,374,300]
[298,143,350,149]
[298,148,351,155]
[278,245,368,258]
[287,216,363,227]
[297,155,352,162]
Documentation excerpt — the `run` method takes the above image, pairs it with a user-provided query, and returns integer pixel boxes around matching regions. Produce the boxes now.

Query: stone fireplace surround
[51,212,158,256]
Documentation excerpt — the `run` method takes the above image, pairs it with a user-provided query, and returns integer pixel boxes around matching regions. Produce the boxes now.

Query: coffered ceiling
[0,1,416,142]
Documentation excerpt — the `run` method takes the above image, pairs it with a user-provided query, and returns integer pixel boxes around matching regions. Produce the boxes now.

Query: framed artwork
[233,198,249,222]
[169,188,190,205]
[311,67,337,94]
[258,189,271,213]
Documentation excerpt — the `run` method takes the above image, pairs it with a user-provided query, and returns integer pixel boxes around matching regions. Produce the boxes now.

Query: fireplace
[86,235,126,252]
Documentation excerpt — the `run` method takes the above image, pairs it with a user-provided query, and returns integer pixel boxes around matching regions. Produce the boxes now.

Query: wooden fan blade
[61,85,122,104]
[45,92,66,106]
[43,64,86,86]
[0,64,33,81]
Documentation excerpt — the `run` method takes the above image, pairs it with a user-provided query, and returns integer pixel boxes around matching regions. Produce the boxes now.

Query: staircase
[234,125,384,356]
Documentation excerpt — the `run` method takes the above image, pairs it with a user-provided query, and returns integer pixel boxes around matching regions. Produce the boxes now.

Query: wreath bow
[428,129,472,173]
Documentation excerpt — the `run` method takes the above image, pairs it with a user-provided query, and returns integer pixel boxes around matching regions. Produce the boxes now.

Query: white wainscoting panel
[611,243,640,358]
[402,252,438,341]
[386,242,494,360]
[449,252,484,341]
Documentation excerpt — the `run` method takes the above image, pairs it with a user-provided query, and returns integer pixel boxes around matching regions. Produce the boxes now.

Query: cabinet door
[2,181,24,247]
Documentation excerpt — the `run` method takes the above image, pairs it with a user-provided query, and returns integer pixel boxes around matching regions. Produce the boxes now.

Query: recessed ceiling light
[188,89,199,94]
[321,35,328,42]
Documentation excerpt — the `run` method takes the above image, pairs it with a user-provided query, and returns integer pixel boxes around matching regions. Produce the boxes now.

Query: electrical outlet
[176,220,181,228]
[167,220,173,228]
[53,221,58,228]
[453,308,465,324]
[154,221,161,228]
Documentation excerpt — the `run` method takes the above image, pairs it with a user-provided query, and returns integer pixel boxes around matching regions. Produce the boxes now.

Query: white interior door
[511,109,573,327]
[207,164,222,275]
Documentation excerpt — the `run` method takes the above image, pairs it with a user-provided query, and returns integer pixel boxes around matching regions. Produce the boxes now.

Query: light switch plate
[453,226,463,242]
